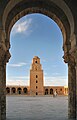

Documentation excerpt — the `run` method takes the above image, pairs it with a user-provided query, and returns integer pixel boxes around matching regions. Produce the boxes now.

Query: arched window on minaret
[35,60,37,63]
[36,75,38,78]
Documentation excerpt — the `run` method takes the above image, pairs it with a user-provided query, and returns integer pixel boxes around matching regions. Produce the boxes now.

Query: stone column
[75,51,77,119]
[0,63,6,120]
[68,61,76,119]
[63,53,76,119]
[0,50,10,120]
[0,28,11,119]
[16,87,18,95]
[0,29,6,120]
[10,87,11,95]
[76,61,77,119]
[70,33,77,119]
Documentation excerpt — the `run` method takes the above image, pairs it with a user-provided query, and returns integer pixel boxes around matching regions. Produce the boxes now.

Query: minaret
[30,56,44,96]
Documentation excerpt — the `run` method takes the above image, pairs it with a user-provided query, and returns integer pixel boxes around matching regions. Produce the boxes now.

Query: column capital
[63,53,75,67]
[0,43,11,65]
[0,43,6,64]
[0,28,11,65]
[3,50,11,64]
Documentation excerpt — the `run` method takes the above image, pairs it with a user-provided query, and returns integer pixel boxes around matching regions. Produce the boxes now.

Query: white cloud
[7,76,29,80]
[8,62,27,67]
[51,73,60,76]
[6,75,68,86]
[44,76,68,86]
[11,18,32,35]
[6,80,29,86]
[6,76,29,86]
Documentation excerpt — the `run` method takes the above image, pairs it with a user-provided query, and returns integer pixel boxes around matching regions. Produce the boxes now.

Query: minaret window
[36,86,38,89]
[36,92,38,95]
[36,75,38,78]
[35,61,37,63]
[36,80,38,83]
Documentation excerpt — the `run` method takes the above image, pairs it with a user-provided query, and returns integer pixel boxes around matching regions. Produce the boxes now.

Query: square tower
[30,56,44,96]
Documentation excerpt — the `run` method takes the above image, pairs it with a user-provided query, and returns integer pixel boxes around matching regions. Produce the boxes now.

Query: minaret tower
[30,56,44,96]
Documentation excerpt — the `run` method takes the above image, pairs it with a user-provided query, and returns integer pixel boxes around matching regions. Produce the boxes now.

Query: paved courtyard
[6,96,68,120]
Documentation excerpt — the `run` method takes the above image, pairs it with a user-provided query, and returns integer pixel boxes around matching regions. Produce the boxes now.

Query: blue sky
[6,13,68,86]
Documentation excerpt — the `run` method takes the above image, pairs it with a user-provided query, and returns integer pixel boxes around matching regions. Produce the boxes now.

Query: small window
[36,75,38,78]
[36,80,38,83]
[60,89,62,91]
[36,92,38,95]
[35,61,37,63]
[36,86,38,89]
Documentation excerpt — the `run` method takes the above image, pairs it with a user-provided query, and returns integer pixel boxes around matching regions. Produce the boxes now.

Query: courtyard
[6,96,68,120]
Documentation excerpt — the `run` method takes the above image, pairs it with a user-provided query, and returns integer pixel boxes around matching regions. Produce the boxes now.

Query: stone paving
[6,96,68,120]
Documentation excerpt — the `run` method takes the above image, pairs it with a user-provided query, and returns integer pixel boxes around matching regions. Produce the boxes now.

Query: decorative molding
[63,53,76,67]
[0,29,6,44]
[0,43,11,65]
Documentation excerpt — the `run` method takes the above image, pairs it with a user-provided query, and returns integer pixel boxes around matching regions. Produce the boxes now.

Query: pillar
[75,50,77,119]
[76,61,77,119]
[70,33,77,119]
[68,59,76,119]
[63,53,76,119]
[0,29,11,120]
[10,87,11,95]
[0,64,6,120]
[16,88,18,94]
[0,29,6,120]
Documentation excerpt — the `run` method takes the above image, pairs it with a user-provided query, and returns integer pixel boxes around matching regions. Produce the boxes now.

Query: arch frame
[0,1,77,120]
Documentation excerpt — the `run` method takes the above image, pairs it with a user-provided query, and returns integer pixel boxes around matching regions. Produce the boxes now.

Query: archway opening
[6,13,68,120]
[45,89,48,95]
[23,88,27,94]
[17,88,22,94]
[50,88,53,95]
[6,87,10,94]
[12,87,16,94]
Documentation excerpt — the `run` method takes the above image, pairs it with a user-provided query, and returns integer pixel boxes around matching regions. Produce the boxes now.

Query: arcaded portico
[0,1,77,120]
[6,85,68,96]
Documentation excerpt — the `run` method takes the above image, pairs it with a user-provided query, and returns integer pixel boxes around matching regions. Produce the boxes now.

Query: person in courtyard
[53,90,57,97]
